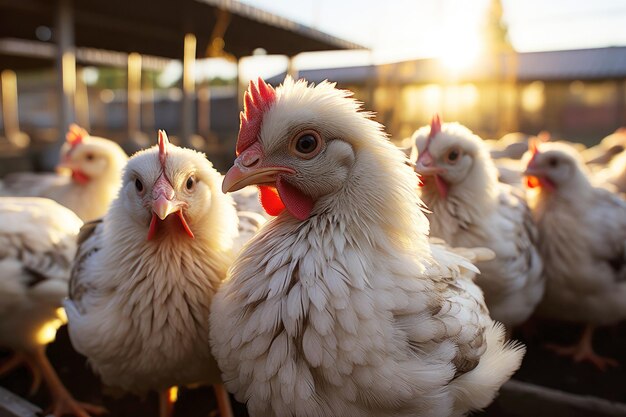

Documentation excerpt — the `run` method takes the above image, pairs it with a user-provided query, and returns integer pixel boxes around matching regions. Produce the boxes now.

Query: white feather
[527,142,626,324]
[412,123,545,328]
[0,197,82,351]
[1,134,128,222]
[65,142,262,393]
[211,77,524,417]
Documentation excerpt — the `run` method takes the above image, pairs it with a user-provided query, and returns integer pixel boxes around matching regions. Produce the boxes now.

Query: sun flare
[439,31,482,73]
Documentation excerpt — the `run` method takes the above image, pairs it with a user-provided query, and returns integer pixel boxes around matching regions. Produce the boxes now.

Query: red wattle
[146,211,195,240]
[276,178,314,221]
[147,213,158,240]
[258,180,315,220]
[259,186,286,216]
[526,176,540,189]
[434,175,448,199]
[526,176,555,191]
[177,211,195,239]
[72,170,90,184]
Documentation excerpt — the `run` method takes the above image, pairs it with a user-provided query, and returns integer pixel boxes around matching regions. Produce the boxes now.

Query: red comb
[66,124,88,148]
[421,114,442,156]
[236,77,276,155]
[529,138,539,156]
[428,114,442,140]
[158,130,169,168]
[537,131,551,143]
[526,138,540,174]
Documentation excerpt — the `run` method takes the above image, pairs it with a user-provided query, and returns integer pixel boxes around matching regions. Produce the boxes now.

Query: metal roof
[0,38,173,70]
[0,0,365,65]
[516,47,626,81]
[275,46,626,85]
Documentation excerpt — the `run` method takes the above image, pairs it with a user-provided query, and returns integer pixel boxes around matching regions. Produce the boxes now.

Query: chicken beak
[414,149,446,175]
[222,165,295,193]
[414,162,446,175]
[152,195,177,220]
[147,173,195,240]
[56,161,70,172]
[222,145,295,193]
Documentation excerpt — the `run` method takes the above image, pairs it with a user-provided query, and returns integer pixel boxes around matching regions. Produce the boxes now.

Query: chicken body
[64,133,241,416]
[594,150,626,195]
[1,125,128,222]
[0,197,80,354]
[0,197,105,416]
[581,128,626,166]
[412,121,544,329]
[211,78,524,417]
[524,142,626,368]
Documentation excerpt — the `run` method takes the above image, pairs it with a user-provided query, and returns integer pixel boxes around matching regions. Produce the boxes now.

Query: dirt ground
[1,320,625,417]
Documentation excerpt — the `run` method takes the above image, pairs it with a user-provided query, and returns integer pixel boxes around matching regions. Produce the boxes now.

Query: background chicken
[593,149,626,196]
[523,141,626,369]
[411,116,544,333]
[581,128,626,166]
[63,131,252,417]
[488,131,536,160]
[229,186,270,253]
[0,197,105,417]
[211,77,524,417]
[1,125,128,222]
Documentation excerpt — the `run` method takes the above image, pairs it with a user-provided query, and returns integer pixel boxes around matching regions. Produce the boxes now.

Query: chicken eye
[445,148,461,164]
[135,178,144,192]
[291,130,322,159]
[548,157,558,167]
[85,153,94,161]
[186,176,195,190]
[296,135,317,153]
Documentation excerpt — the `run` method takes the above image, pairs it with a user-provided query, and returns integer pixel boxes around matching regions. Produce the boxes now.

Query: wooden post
[236,58,243,108]
[1,70,19,139]
[198,84,211,139]
[142,71,156,140]
[128,52,142,139]
[181,33,196,148]
[286,56,298,80]
[47,0,75,170]
[75,67,90,130]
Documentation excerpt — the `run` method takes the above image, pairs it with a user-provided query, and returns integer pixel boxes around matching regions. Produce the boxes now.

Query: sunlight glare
[36,317,64,345]
[439,31,482,73]
[169,386,179,403]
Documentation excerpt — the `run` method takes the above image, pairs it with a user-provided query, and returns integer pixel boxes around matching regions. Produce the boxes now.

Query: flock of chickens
[0,76,624,417]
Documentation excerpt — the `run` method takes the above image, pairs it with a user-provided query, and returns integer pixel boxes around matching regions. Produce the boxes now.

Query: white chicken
[210,77,524,417]
[229,186,271,253]
[594,149,626,195]
[1,124,128,222]
[523,141,626,370]
[0,197,105,417]
[488,132,534,160]
[411,116,544,332]
[581,128,626,166]
[64,131,241,417]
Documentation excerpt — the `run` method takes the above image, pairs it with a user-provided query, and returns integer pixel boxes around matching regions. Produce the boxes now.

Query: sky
[239,0,626,58]
[158,0,626,85]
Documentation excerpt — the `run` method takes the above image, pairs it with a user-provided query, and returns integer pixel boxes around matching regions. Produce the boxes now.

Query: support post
[1,70,19,139]
[48,0,75,170]
[181,33,196,148]
[75,67,90,130]
[286,56,298,80]
[128,52,142,139]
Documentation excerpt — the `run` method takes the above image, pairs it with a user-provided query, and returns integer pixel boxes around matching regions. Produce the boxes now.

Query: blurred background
[1,0,625,174]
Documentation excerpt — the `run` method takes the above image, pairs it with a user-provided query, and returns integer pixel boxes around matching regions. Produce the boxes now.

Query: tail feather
[449,322,525,415]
